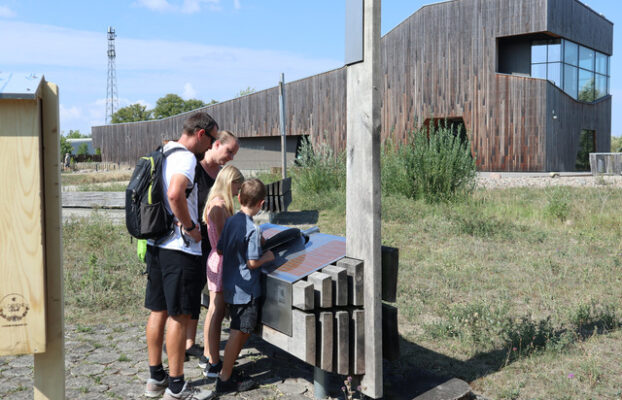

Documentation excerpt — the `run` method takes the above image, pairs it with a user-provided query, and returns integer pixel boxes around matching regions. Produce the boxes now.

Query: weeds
[545,186,571,222]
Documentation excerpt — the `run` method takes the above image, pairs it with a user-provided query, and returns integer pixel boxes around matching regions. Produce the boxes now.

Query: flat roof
[0,72,44,100]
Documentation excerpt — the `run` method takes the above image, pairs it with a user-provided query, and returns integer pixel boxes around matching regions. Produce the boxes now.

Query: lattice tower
[105,26,118,123]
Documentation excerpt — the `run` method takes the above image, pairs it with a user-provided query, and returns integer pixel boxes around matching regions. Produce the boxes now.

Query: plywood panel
[0,99,46,356]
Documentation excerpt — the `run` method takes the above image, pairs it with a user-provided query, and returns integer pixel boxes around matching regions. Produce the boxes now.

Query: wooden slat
[61,192,125,209]
[317,311,333,372]
[322,265,348,306]
[337,258,364,306]
[292,280,314,311]
[382,304,399,361]
[351,309,365,375]
[308,272,332,308]
[335,311,350,375]
[381,246,399,303]
[259,310,315,364]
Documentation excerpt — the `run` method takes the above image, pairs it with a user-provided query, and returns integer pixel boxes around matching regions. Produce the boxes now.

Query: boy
[215,178,274,393]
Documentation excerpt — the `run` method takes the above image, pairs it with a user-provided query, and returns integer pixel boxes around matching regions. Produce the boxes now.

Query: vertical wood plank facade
[92,0,612,172]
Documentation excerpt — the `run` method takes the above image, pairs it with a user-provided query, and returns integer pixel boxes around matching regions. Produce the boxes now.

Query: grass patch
[62,182,622,399]
[76,182,128,192]
[62,170,132,186]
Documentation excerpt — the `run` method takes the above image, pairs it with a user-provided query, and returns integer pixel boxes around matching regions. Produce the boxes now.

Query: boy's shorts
[145,245,203,318]
[228,298,261,334]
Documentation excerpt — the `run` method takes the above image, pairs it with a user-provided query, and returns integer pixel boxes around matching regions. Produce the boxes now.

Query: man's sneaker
[202,360,223,378]
[145,376,168,398]
[162,381,214,400]
[215,372,257,394]
[185,344,204,359]
[198,354,209,369]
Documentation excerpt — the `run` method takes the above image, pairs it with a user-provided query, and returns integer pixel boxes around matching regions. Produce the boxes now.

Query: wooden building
[92,0,613,172]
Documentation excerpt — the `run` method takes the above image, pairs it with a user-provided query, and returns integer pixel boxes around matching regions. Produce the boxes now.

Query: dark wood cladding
[546,91,611,171]
[548,0,613,54]
[93,69,346,164]
[93,0,611,171]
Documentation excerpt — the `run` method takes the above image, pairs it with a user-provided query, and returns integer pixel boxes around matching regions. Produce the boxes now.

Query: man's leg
[166,313,190,377]
[219,328,250,381]
[146,310,167,366]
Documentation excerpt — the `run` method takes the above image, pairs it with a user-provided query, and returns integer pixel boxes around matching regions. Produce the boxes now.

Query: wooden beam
[308,272,332,308]
[317,311,333,372]
[335,311,350,375]
[292,280,314,311]
[351,309,365,375]
[337,258,364,306]
[322,265,348,306]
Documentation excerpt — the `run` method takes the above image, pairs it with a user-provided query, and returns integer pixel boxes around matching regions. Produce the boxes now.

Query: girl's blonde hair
[202,165,244,224]
[216,129,238,145]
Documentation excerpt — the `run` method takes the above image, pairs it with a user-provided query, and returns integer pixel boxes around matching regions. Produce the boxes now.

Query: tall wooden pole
[279,73,287,179]
[346,0,382,398]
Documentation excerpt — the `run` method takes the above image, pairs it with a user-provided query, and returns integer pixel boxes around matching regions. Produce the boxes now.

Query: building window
[530,39,610,102]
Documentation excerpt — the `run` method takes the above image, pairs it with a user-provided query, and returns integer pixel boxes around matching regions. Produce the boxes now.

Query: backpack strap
[162,146,195,199]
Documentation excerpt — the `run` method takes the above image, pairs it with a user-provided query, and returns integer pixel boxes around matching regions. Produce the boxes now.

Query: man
[144,112,217,400]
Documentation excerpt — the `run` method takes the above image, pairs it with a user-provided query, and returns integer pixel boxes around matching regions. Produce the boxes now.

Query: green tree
[611,136,622,152]
[111,103,152,123]
[236,86,256,97]
[66,129,89,138]
[60,135,73,158]
[152,94,206,119]
[77,143,90,156]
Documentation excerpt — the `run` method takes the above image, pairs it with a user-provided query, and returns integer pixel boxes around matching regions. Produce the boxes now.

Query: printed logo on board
[0,294,30,322]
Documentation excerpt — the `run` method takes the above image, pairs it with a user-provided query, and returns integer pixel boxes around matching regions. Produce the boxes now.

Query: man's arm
[168,174,200,242]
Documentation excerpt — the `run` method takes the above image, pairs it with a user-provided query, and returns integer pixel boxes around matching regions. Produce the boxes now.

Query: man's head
[181,112,219,155]
[210,130,240,165]
[238,178,266,214]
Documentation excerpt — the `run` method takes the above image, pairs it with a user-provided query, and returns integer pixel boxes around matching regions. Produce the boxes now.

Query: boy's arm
[247,226,274,269]
[247,250,275,270]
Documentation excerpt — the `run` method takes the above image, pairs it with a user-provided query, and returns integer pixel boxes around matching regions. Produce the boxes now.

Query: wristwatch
[183,221,197,232]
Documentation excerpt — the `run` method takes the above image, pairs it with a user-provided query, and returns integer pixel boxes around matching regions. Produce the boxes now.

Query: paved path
[0,320,324,399]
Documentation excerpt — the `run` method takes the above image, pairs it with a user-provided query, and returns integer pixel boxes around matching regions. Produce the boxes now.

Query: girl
[200,165,244,377]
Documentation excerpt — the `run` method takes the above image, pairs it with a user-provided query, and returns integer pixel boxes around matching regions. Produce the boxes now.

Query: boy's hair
[239,179,266,207]
[183,112,218,136]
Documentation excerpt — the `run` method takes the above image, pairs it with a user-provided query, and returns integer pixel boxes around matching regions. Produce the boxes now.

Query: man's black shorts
[145,245,202,318]
[228,298,261,334]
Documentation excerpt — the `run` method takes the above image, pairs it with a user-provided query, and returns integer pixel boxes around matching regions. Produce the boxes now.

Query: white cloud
[134,0,220,14]
[233,0,241,10]
[0,20,341,134]
[182,83,197,99]
[0,6,16,18]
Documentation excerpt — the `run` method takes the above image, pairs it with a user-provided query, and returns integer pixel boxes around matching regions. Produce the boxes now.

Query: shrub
[396,122,476,202]
[292,136,345,195]
[544,187,570,222]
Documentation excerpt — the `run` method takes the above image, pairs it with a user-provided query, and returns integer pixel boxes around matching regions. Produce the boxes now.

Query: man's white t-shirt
[148,141,201,255]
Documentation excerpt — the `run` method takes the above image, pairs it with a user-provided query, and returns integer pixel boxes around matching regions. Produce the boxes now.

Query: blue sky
[0,0,619,137]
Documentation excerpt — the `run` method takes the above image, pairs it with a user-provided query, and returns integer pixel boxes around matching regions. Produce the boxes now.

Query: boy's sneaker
[197,354,209,369]
[162,381,214,400]
[144,376,168,398]
[202,360,223,378]
[215,372,257,394]
[185,344,204,359]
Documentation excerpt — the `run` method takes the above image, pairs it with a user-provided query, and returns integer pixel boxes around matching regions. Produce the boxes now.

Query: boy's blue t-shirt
[217,211,263,304]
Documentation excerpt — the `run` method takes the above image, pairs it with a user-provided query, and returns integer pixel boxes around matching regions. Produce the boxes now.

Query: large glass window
[530,38,610,102]
[564,65,578,99]
[578,69,595,102]
[564,41,578,66]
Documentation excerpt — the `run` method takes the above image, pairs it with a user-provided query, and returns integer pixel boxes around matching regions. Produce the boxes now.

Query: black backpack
[125,146,188,239]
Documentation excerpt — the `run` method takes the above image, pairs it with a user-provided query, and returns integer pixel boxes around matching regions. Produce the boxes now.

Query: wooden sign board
[0,97,47,355]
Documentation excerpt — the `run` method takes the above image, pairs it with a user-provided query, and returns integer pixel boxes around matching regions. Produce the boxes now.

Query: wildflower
[568,373,575,379]
[342,386,346,392]
[347,376,353,383]
[512,347,517,352]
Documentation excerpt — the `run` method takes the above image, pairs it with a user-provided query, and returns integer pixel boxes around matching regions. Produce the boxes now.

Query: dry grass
[61,170,132,186]
[63,184,622,399]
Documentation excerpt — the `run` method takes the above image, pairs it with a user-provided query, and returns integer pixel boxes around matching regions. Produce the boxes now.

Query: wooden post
[279,73,287,180]
[346,0,382,398]
[33,81,65,400]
